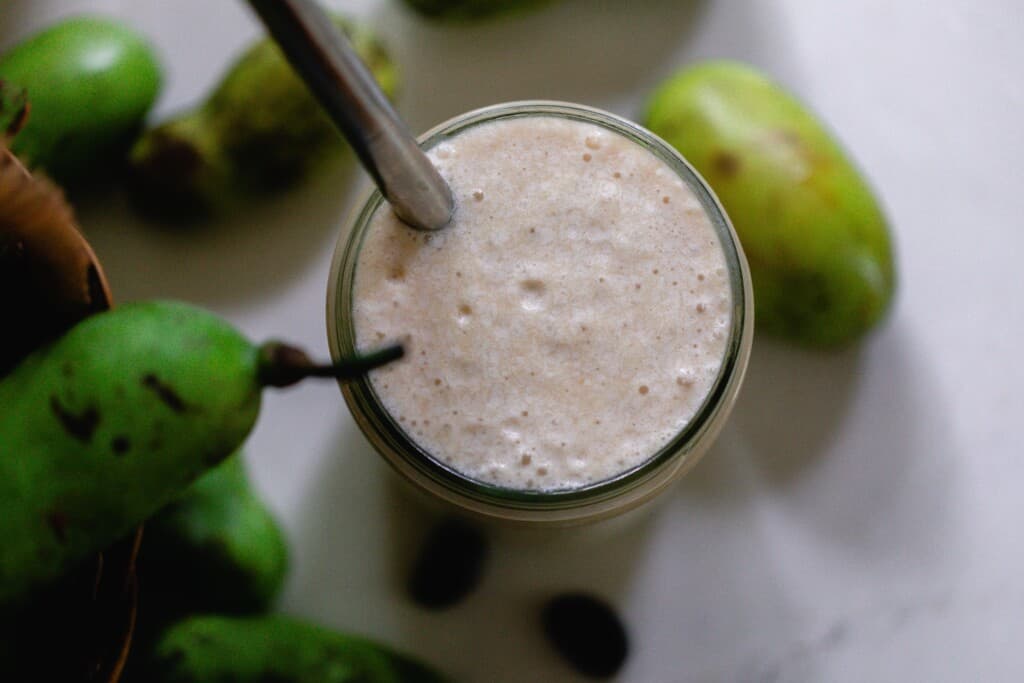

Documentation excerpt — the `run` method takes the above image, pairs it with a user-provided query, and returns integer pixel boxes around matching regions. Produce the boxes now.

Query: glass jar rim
[327,100,751,514]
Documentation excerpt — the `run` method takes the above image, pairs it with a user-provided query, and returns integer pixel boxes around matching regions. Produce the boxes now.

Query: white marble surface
[4,1,1024,681]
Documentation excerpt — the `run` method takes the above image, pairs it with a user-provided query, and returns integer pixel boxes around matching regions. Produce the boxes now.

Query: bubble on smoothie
[519,278,547,312]
[676,369,696,387]
[596,180,621,201]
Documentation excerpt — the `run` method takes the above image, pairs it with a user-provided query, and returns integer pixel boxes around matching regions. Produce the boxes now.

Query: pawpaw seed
[111,435,131,456]
[409,518,488,609]
[711,151,741,178]
[49,395,99,442]
[542,593,629,678]
[193,633,214,646]
[142,373,186,413]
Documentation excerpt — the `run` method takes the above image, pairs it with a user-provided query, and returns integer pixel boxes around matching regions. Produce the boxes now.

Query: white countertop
[5,1,1023,681]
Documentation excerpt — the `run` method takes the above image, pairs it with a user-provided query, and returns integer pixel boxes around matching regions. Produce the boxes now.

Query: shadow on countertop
[74,157,361,308]
[681,316,961,567]
[660,316,963,680]
[285,418,658,683]
[720,332,864,488]
[373,0,710,130]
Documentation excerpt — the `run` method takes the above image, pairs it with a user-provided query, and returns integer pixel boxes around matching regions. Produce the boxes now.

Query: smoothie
[348,111,735,492]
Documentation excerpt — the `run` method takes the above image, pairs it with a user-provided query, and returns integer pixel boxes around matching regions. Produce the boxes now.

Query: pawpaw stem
[258,342,403,388]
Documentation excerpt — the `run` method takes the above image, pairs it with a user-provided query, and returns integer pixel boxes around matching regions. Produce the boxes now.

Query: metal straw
[246,0,453,231]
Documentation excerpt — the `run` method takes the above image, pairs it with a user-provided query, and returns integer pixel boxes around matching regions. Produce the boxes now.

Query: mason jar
[327,101,753,525]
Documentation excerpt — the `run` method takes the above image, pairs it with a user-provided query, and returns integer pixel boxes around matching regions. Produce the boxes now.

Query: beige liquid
[352,116,732,491]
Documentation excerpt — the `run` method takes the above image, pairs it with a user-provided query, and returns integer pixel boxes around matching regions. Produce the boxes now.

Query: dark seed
[141,373,186,413]
[711,150,741,178]
[49,395,99,443]
[542,593,629,679]
[408,518,488,609]
[111,435,131,456]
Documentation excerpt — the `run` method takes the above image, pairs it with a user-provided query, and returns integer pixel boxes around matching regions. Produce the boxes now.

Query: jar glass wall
[327,101,753,525]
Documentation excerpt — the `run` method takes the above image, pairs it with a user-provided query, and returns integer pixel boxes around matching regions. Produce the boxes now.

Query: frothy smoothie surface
[352,115,733,491]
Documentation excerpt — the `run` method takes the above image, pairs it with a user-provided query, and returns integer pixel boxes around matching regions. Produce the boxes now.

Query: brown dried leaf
[0,145,112,375]
[90,528,142,683]
[0,146,138,682]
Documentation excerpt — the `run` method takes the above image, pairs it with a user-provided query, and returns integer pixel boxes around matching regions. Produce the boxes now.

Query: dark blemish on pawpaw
[50,395,99,442]
[192,632,214,647]
[158,648,186,669]
[711,151,741,178]
[111,435,131,456]
[776,129,802,148]
[1,83,30,137]
[46,511,69,544]
[253,672,291,683]
[61,362,73,377]
[142,374,186,413]
[150,131,203,177]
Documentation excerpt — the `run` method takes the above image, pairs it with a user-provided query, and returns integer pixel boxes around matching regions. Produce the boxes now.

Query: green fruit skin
[141,452,288,618]
[0,301,262,606]
[0,16,162,184]
[127,15,397,219]
[144,614,450,683]
[645,61,895,347]
[401,0,555,21]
